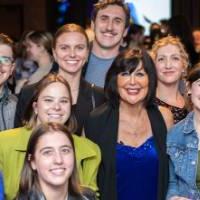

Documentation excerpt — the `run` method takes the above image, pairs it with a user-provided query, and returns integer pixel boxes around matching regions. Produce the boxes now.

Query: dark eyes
[59,45,86,51]
[157,57,164,62]
[120,71,130,76]
[135,72,145,77]
[42,148,71,156]
[157,56,181,62]
[44,98,53,102]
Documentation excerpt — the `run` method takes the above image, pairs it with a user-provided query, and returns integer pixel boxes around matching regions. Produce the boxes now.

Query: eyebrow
[41,96,70,99]
[0,56,13,60]
[39,145,73,152]
[157,53,181,57]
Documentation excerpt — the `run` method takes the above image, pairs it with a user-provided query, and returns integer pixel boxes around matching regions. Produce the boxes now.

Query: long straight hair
[16,122,82,199]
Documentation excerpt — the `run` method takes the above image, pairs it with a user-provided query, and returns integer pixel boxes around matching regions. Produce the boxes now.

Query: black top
[14,78,105,135]
[84,103,169,200]
[155,97,188,124]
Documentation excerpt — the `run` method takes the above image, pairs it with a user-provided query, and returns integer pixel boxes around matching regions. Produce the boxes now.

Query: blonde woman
[151,36,189,123]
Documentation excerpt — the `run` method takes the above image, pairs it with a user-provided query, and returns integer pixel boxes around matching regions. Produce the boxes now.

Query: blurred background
[0,0,200,40]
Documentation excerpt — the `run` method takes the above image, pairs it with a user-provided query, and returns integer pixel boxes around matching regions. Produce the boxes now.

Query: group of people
[1,0,200,200]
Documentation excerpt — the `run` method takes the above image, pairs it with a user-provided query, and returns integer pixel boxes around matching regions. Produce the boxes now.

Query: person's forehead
[97,4,126,19]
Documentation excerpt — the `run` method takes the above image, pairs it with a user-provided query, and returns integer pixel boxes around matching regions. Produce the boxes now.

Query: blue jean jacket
[167,112,200,200]
[0,172,4,200]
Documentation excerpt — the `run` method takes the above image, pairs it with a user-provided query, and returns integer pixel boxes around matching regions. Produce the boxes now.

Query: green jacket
[0,127,101,200]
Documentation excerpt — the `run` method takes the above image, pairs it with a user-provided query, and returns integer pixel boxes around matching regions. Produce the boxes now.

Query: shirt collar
[183,112,195,135]
[72,134,97,159]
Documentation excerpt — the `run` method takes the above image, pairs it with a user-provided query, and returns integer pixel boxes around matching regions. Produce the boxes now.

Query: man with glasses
[0,33,17,131]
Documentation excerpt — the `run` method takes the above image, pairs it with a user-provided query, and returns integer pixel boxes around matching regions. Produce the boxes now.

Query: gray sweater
[0,86,17,131]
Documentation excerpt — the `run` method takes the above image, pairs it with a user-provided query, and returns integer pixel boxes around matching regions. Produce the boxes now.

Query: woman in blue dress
[85,48,173,200]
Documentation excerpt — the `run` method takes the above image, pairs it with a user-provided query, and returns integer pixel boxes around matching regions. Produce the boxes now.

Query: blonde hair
[151,36,189,69]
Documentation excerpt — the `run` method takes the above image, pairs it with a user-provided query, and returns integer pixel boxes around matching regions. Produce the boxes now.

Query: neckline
[117,136,154,149]
[156,97,185,110]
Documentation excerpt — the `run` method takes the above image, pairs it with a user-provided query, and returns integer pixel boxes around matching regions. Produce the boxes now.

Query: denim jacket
[167,112,200,199]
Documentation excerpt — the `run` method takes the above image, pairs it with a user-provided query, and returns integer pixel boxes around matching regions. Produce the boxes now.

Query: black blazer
[84,102,169,200]
[14,78,105,135]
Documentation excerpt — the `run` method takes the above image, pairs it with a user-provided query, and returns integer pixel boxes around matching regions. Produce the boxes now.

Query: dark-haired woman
[0,74,100,200]
[167,63,200,200]
[85,48,173,200]
[16,123,89,200]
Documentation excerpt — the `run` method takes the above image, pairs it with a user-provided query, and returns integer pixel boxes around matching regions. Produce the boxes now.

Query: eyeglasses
[0,56,13,66]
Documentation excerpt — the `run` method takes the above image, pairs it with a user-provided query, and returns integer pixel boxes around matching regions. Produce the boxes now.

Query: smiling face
[92,5,128,51]
[0,44,15,92]
[31,131,74,191]
[53,32,89,76]
[155,44,185,86]
[117,62,149,106]
[33,82,71,125]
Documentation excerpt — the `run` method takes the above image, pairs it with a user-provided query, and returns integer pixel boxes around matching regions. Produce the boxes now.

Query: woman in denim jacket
[167,63,200,200]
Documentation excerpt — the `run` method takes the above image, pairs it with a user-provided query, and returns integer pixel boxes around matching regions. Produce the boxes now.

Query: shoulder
[20,83,37,97]
[0,127,23,137]
[68,194,90,200]
[86,102,114,128]
[89,102,112,119]
[72,134,101,155]
[7,93,18,103]
[80,79,104,97]
[0,127,29,145]
[158,106,174,130]
[167,117,188,144]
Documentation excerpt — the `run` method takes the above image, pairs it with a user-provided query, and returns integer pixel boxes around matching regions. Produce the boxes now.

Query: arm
[81,141,101,195]
[166,158,180,199]
[167,154,190,200]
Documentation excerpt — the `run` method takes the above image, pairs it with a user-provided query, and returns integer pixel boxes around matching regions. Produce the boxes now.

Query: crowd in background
[1,0,200,200]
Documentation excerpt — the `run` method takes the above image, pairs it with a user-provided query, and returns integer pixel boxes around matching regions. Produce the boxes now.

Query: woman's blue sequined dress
[116,136,159,200]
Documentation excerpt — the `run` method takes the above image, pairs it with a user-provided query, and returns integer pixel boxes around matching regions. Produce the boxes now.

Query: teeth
[66,60,78,64]
[48,114,61,119]
[103,33,114,37]
[127,88,139,94]
[50,168,65,175]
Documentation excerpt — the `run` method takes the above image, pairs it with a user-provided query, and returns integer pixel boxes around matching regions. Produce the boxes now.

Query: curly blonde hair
[151,36,189,69]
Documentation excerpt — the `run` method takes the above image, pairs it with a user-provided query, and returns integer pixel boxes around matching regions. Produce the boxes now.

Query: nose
[165,58,172,69]
[107,20,113,31]
[130,74,136,84]
[54,151,63,164]
[69,48,75,58]
[53,102,61,110]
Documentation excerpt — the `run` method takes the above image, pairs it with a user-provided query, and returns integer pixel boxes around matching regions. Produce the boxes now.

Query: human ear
[32,101,38,115]
[30,159,37,170]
